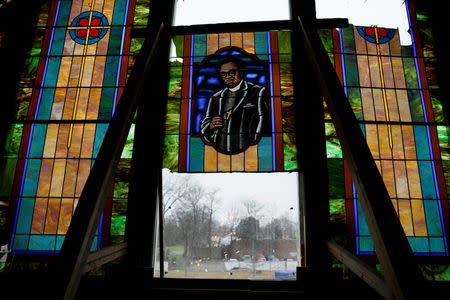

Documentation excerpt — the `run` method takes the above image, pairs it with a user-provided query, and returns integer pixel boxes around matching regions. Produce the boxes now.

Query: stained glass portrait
[165,31,297,173]
[195,47,270,154]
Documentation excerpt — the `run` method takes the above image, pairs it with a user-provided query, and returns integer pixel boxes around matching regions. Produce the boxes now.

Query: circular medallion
[356,26,395,44]
[69,11,109,45]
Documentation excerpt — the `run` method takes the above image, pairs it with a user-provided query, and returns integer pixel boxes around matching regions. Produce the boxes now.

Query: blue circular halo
[69,11,109,45]
[356,26,395,44]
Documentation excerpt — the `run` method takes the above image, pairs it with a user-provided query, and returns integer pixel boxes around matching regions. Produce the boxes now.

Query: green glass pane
[280,64,293,97]
[329,198,347,246]
[430,88,445,123]
[318,28,334,53]
[165,98,180,135]
[0,158,18,198]
[130,38,145,54]
[283,133,298,171]
[168,62,182,99]
[277,31,292,60]
[281,97,295,132]
[347,87,363,120]
[3,123,23,157]
[402,54,419,89]
[328,159,344,199]
[325,122,342,158]
[133,0,150,26]
[163,134,179,172]
[16,87,32,120]
[172,35,185,59]
[443,160,450,198]
[437,126,449,161]
[113,159,131,199]
[121,124,135,159]
[407,89,425,122]
[111,215,126,236]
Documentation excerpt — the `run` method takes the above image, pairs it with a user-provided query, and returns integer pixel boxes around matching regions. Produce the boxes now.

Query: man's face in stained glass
[219,61,243,88]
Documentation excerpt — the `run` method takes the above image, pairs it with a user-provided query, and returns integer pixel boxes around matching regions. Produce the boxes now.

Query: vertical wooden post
[124,0,175,275]
[289,0,331,277]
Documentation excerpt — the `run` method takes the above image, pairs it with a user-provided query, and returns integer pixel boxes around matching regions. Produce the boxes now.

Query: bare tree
[204,188,220,255]
[162,173,191,216]
[242,198,264,217]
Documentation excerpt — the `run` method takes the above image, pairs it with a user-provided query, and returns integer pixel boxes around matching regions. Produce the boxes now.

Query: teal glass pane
[429,237,446,253]
[407,237,429,253]
[255,32,268,60]
[54,0,71,26]
[12,235,29,251]
[189,137,204,172]
[48,27,67,56]
[357,202,370,236]
[344,54,359,86]
[42,57,62,87]
[98,87,116,120]
[359,236,375,252]
[29,235,57,251]
[22,159,41,197]
[29,124,47,158]
[414,126,431,160]
[93,123,109,158]
[418,161,437,199]
[36,88,56,120]
[15,198,35,234]
[341,25,356,54]
[423,200,443,236]
[193,34,207,63]
[257,136,272,171]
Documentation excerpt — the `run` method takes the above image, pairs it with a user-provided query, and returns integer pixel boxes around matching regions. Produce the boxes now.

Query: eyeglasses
[220,69,239,78]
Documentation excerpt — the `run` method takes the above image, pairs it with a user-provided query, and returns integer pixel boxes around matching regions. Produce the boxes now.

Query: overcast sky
[173,0,411,44]
[166,0,411,224]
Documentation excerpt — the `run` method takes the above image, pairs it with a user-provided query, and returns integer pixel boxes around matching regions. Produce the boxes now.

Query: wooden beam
[290,0,331,275]
[292,12,425,300]
[49,21,165,300]
[130,18,349,38]
[83,243,128,274]
[124,0,175,273]
[327,241,392,299]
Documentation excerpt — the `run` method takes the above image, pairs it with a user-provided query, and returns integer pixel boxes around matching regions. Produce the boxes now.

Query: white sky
[166,0,412,224]
[173,0,411,45]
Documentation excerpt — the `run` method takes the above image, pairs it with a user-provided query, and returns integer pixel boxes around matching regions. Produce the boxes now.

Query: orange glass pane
[398,199,414,235]
[204,145,218,172]
[31,198,48,234]
[44,198,61,234]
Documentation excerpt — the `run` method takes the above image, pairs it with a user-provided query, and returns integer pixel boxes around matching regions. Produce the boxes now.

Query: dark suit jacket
[200,81,269,154]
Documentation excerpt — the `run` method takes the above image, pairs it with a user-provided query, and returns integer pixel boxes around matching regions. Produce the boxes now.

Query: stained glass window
[328,5,449,256]
[1,0,141,253]
[164,31,297,173]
